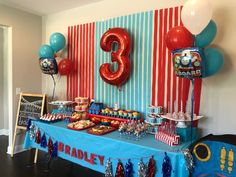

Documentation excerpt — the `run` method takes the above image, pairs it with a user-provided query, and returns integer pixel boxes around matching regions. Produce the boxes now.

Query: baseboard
[7,144,26,155]
[0,129,9,136]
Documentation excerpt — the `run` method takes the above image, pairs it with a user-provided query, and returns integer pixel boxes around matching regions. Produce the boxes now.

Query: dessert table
[24,120,190,177]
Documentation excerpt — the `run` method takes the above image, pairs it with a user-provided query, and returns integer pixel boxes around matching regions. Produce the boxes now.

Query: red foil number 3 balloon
[99,28,131,88]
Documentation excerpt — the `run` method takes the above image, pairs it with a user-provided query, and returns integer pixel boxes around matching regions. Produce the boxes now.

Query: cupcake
[101,109,106,115]
[118,110,123,118]
[113,110,118,117]
[123,111,128,118]
[127,110,133,119]
[105,108,110,115]
[132,112,139,119]
[109,109,114,117]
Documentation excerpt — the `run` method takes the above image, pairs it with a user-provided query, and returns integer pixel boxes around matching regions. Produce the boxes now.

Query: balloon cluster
[166,0,224,79]
[38,32,73,76]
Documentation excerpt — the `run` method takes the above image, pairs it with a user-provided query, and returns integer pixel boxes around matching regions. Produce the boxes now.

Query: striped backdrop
[66,6,202,117]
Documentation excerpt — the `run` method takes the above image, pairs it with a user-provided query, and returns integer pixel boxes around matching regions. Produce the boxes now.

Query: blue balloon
[38,44,54,58]
[203,48,224,78]
[50,32,66,52]
[195,20,217,48]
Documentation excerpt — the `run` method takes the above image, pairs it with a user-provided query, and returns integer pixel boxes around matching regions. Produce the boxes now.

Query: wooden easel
[11,93,46,164]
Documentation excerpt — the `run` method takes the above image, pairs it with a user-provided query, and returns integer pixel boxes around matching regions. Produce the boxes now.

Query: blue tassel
[40,133,47,148]
[162,152,172,177]
[125,159,133,177]
[26,119,32,131]
[52,141,58,157]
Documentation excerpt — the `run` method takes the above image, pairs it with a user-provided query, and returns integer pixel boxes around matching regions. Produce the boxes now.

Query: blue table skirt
[24,121,189,177]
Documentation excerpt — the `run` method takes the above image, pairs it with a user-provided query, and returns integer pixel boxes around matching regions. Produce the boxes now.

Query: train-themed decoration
[173,47,205,79]
[191,134,236,177]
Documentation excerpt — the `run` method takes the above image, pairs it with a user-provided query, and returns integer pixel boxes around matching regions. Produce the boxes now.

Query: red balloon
[58,58,73,75]
[165,26,194,51]
[100,28,131,88]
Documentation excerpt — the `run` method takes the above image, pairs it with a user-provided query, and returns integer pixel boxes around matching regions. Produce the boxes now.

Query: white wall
[0,4,42,147]
[0,28,3,130]
[43,0,236,136]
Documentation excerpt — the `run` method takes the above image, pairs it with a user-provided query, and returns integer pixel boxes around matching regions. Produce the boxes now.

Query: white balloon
[181,0,212,35]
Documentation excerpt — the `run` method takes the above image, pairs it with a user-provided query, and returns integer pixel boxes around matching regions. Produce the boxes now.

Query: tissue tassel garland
[162,152,172,177]
[138,159,147,177]
[48,137,53,155]
[29,124,36,140]
[35,129,41,144]
[26,119,32,131]
[40,133,47,148]
[125,159,133,177]
[52,141,58,157]
[105,158,113,177]
[183,149,194,172]
[115,160,125,177]
[147,156,156,177]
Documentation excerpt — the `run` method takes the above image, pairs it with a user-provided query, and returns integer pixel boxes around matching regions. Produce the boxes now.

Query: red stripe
[172,6,179,112]
[74,25,78,99]
[162,8,168,109]
[157,9,164,106]
[86,23,89,97]
[70,26,74,101]
[152,10,158,105]
[67,26,70,100]
[182,79,190,112]
[82,24,84,97]
[87,24,91,98]
[91,23,95,99]
[89,24,92,99]
[76,25,79,98]
[79,25,83,96]
[167,8,173,112]
[194,78,202,115]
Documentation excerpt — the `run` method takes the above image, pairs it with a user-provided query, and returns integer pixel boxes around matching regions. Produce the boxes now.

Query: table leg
[34,149,38,163]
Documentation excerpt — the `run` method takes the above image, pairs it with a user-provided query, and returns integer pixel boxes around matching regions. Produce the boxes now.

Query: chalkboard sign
[16,93,46,128]
[12,93,46,158]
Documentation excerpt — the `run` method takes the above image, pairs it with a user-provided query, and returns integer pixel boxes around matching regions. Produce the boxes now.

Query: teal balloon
[203,48,224,77]
[50,32,66,52]
[195,20,217,48]
[38,45,54,58]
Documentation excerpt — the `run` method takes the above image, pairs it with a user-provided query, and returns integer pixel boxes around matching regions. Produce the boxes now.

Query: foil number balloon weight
[99,28,132,89]
[172,47,205,79]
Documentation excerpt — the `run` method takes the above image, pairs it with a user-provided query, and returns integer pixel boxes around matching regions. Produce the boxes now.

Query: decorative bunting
[147,156,156,177]
[125,159,133,177]
[105,158,113,177]
[162,152,172,177]
[40,133,47,148]
[115,160,125,177]
[35,129,41,144]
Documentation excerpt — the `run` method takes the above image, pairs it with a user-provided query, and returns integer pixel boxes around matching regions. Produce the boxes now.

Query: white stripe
[147,12,151,114]
[99,23,103,102]
[77,26,81,96]
[164,9,169,111]
[128,15,132,110]
[133,14,137,109]
[141,12,145,112]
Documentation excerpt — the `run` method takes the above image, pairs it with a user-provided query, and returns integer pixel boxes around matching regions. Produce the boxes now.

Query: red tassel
[48,138,53,155]
[147,156,156,177]
[115,160,125,177]
[35,129,41,144]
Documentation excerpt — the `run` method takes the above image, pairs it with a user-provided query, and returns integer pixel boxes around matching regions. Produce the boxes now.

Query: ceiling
[0,0,104,15]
